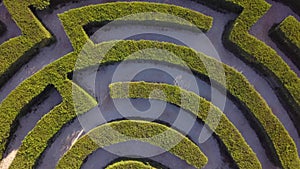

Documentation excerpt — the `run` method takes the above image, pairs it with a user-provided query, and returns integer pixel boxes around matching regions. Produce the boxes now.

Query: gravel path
[36,120,84,169]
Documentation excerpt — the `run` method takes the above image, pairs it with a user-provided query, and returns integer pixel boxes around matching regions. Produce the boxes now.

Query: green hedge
[58,1,213,52]
[277,16,300,50]
[110,81,261,169]
[214,0,300,140]
[56,120,208,169]
[106,161,156,169]
[2,3,213,168]
[270,16,300,69]
[0,0,53,88]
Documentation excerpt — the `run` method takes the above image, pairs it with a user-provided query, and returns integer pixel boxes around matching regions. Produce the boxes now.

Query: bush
[106,161,156,169]
[0,0,53,88]
[270,16,300,69]
[56,120,208,169]
[110,81,261,169]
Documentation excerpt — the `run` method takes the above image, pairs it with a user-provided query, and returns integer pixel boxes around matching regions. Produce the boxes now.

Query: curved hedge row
[270,16,300,69]
[58,1,213,52]
[1,3,213,168]
[106,161,156,169]
[56,120,208,169]
[210,0,300,138]
[109,81,261,169]
[0,0,53,88]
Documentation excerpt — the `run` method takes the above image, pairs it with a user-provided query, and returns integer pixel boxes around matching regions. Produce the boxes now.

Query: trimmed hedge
[106,161,156,169]
[56,120,208,169]
[58,1,213,52]
[270,16,300,69]
[0,0,53,88]
[110,81,261,169]
[1,3,213,168]
[214,0,300,140]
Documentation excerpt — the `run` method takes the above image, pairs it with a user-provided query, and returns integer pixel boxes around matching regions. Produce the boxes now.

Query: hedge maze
[0,0,299,169]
